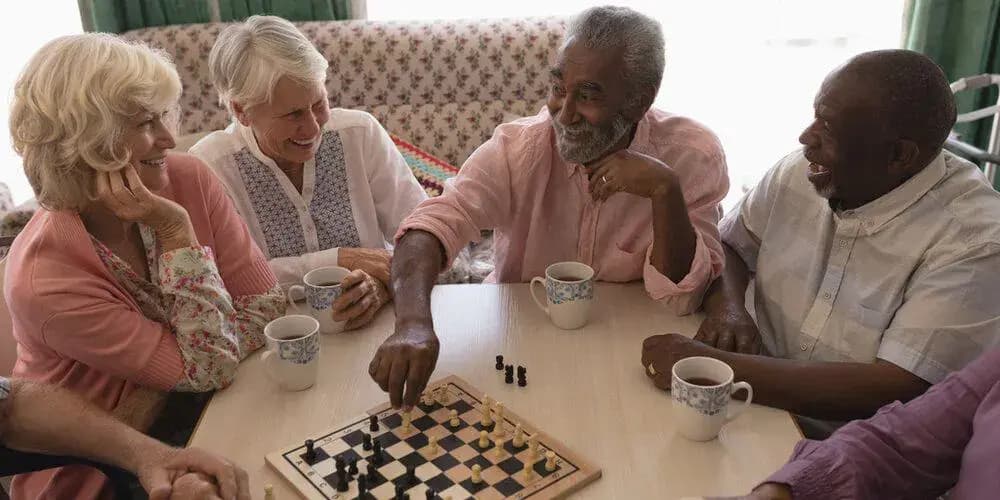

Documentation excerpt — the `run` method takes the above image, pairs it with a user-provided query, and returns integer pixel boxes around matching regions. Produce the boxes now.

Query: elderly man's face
[547,39,636,165]
[237,76,330,169]
[798,69,898,209]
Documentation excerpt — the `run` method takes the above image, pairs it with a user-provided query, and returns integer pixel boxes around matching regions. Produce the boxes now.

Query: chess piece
[362,432,372,451]
[471,464,483,484]
[493,438,504,459]
[496,354,504,370]
[366,462,377,478]
[304,439,316,463]
[335,456,346,474]
[478,430,489,448]
[264,484,275,500]
[528,433,539,457]
[335,469,349,492]
[372,440,384,465]
[517,365,526,377]
[348,457,359,476]
[425,489,436,500]
[504,365,514,384]
[406,465,416,484]
[428,435,439,455]
[523,460,534,481]
[513,423,525,447]
[402,410,412,433]
[545,451,557,471]
[494,402,505,426]
[449,409,460,428]
[357,474,368,498]
[395,484,406,500]
[369,415,379,432]
[480,395,493,426]
[437,387,450,405]
[518,375,527,387]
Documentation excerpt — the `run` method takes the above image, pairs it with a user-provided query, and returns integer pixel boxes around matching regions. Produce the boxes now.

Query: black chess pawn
[425,488,436,500]
[495,354,504,370]
[366,461,377,478]
[369,415,379,432]
[505,365,514,384]
[406,465,416,484]
[304,439,316,463]
[335,469,349,492]
[394,484,407,500]
[517,365,526,377]
[518,375,527,387]
[348,457,359,476]
[372,440,384,465]
[356,474,368,499]
[362,432,372,451]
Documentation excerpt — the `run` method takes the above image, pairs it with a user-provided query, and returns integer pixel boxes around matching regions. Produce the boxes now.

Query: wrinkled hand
[331,269,390,330]
[588,149,679,201]
[139,447,249,500]
[95,165,195,250]
[640,333,706,390]
[694,308,762,354]
[369,321,440,410]
[167,472,223,500]
[338,247,392,288]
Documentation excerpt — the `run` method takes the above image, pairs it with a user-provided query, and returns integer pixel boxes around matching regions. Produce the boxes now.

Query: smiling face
[234,75,330,170]
[122,109,176,191]
[798,69,900,209]
[546,38,640,165]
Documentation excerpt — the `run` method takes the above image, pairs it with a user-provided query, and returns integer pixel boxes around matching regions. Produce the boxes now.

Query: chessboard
[266,375,601,499]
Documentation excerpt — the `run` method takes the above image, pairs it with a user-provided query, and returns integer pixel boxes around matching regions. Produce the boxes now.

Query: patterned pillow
[391,134,460,197]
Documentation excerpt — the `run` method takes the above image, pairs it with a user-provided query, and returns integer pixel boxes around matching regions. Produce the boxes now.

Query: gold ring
[601,175,608,183]
[647,363,657,376]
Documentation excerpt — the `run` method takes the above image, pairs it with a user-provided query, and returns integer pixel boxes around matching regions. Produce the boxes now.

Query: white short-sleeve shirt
[190,109,428,289]
[722,149,1000,383]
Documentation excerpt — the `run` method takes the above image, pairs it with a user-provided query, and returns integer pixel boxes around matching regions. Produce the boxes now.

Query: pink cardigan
[6,153,277,499]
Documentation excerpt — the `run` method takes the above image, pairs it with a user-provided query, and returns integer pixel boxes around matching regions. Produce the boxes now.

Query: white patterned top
[191,109,427,289]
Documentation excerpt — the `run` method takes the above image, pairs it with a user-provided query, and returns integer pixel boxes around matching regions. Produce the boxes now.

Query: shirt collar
[560,110,652,179]
[836,151,947,234]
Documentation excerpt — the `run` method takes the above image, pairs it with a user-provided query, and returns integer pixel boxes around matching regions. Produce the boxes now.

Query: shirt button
[839,239,848,247]
[823,292,832,300]
[800,343,809,351]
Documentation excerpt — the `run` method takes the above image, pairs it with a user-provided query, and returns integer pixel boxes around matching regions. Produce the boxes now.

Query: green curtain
[78,0,352,33]
[905,0,1000,152]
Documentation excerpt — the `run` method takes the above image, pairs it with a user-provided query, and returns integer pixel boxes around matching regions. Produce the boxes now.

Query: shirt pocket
[600,242,646,283]
[835,303,894,361]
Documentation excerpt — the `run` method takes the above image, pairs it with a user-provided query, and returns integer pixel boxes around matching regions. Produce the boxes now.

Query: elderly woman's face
[238,76,329,168]
[122,110,176,191]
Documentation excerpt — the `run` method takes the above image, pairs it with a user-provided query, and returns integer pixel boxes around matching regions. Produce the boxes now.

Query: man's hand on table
[694,306,762,354]
[640,333,711,389]
[140,446,250,500]
[370,320,440,410]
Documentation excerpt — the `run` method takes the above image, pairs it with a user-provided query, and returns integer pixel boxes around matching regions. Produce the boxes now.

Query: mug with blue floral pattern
[262,314,321,391]
[530,261,595,329]
[669,356,753,441]
[288,266,350,334]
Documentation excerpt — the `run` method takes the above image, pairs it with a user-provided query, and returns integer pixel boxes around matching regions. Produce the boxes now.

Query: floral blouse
[91,224,285,391]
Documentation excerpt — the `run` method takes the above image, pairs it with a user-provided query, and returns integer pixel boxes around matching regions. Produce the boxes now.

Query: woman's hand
[96,165,196,251]
[331,270,391,330]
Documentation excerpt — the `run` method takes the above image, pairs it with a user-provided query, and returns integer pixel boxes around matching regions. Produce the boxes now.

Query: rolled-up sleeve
[394,129,514,267]
[643,147,727,315]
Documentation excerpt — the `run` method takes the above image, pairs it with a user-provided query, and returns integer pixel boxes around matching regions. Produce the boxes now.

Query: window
[368,0,905,209]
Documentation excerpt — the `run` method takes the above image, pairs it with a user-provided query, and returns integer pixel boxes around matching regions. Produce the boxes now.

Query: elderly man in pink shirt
[369,6,729,408]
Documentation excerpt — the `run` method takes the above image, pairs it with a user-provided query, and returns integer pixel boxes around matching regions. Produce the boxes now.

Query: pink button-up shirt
[397,108,728,314]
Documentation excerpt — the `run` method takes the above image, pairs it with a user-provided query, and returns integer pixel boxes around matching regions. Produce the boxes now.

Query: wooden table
[190,284,802,499]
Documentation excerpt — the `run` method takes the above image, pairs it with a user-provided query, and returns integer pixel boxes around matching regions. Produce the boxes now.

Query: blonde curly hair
[9,33,182,211]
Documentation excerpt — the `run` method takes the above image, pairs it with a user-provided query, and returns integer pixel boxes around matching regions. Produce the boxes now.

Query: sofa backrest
[122,18,566,167]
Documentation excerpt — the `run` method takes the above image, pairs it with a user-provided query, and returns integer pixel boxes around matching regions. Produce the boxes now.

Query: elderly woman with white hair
[6,33,284,499]
[191,15,427,330]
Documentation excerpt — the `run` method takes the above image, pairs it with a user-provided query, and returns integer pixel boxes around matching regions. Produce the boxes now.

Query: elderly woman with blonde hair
[6,33,284,499]
[191,15,427,330]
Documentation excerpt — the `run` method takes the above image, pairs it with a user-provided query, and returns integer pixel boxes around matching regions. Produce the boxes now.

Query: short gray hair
[565,6,665,102]
[209,15,328,113]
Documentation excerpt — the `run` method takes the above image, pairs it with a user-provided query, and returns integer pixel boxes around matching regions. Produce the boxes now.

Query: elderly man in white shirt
[191,15,427,330]
[641,49,1000,432]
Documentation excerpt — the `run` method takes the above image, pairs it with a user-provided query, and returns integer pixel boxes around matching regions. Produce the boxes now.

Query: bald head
[839,49,956,160]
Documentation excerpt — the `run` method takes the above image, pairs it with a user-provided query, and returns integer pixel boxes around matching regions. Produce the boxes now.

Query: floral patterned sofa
[121,17,567,168]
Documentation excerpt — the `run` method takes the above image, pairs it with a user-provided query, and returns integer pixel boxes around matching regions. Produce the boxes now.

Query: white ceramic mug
[671,356,753,441]
[262,315,321,391]
[288,266,350,334]
[530,261,595,329]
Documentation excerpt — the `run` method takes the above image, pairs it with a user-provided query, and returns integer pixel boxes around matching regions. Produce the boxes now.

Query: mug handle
[288,285,305,305]
[727,381,753,422]
[529,277,549,316]
[261,349,278,381]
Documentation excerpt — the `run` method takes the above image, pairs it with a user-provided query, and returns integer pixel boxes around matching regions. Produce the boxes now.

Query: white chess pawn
[436,386,450,405]
[471,464,483,484]
[428,435,439,455]
[449,409,460,428]
[545,451,557,471]
[513,423,525,447]
[264,484,275,500]
[493,438,505,459]
[522,460,534,481]
[402,410,412,433]
[478,430,489,448]
[493,402,505,426]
